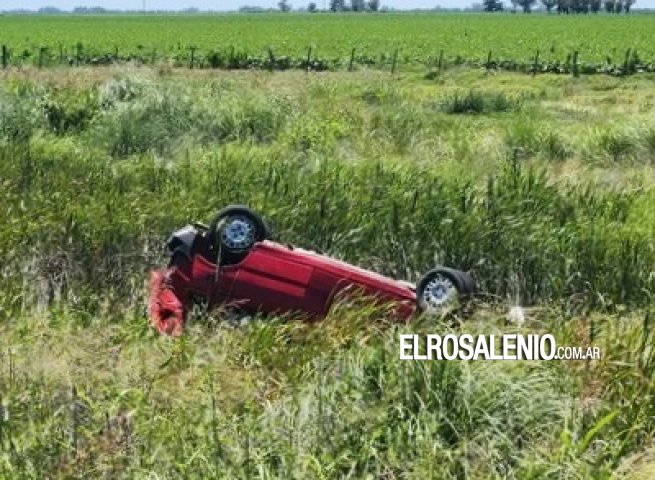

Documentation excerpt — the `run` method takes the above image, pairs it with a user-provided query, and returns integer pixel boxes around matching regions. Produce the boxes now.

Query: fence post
[437,50,444,73]
[267,47,275,71]
[306,46,312,72]
[349,47,356,72]
[76,42,82,66]
[486,50,492,70]
[572,50,579,77]
[391,48,398,75]
[189,46,196,69]
[532,49,540,76]
[38,47,45,68]
[59,44,64,64]
[1,45,7,69]
[228,46,235,69]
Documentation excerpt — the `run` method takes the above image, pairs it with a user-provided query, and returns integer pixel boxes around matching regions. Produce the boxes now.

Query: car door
[225,248,317,315]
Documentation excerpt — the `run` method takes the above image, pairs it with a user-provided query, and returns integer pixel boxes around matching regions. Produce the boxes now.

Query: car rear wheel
[208,205,269,263]
[416,268,475,315]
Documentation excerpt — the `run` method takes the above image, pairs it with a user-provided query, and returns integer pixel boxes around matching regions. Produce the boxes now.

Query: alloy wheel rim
[221,216,256,250]
[421,274,457,311]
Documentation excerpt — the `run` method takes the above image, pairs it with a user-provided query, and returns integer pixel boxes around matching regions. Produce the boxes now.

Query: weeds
[590,126,639,164]
[440,90,521,115]
[644,127,655,157]
[3,306,653,478]
[0,70,654,479]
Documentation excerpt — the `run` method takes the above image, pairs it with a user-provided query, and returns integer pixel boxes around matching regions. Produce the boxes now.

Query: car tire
[416,267,475,314]
[208,205,270,263]
[456,270,476,296]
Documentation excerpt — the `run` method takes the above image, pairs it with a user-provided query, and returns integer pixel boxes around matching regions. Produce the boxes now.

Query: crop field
[2,14,655,73]
[1,12,655,480]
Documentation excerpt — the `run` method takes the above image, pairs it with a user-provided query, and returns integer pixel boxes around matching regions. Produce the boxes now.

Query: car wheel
[208,206,269,263]
[416,267,475,314]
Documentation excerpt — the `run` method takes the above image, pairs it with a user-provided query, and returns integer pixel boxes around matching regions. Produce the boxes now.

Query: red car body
[149,231,417,336]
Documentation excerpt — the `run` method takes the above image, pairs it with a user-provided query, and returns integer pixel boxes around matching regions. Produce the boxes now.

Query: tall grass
[2,305,654,478]
[1,71,654,478]
[1,137,652,318]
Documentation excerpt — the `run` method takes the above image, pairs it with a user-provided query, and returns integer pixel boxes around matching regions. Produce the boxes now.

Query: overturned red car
[149,206,476,336]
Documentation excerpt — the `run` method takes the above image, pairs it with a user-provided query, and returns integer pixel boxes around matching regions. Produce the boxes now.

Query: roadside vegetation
[0,64,654,478]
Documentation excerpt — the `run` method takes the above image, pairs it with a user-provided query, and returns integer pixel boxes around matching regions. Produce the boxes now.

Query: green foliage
[42,89,99,135]
[591,126,639,163]
[91,78,293,156]
[644,127,655,156]
[539,129,572,161]
[441,90,521,114]
[0,85,46,143]
[0,69,654,479]
[0,74,653,318]
[2,306,654,478]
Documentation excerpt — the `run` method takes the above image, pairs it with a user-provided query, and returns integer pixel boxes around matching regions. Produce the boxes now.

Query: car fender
[166,224,198,261]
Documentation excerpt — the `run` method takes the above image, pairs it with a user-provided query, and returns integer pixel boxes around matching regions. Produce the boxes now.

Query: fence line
[0,42,653,77]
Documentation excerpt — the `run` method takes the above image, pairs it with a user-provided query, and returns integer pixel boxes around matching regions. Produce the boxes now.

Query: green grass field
[1,13,655,71]
[0,12,655,480]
